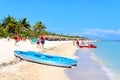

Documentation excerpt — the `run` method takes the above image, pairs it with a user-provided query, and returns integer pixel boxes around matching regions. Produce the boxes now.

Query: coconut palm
[33,21,46,35]
[1,15,17,33]
[18,18,31,32]
[0,15,81,39]
[1,15,16,33]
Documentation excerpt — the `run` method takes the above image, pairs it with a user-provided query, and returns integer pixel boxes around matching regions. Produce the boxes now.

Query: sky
[0,0,120,40]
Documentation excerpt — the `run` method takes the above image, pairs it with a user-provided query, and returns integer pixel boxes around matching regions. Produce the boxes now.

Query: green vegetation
[0,15,80,39]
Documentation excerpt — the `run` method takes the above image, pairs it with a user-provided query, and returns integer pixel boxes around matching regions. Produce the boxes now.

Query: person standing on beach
[76,39,80,46]
[13,33,19,46]
[7,35,10,41]
[40,34,45,48]
[73,39,76,45]
[36,38,41,48]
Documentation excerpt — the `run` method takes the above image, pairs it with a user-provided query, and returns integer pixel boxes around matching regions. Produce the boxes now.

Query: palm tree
[1,15,16,33]
[33,21,46,35]
[18,18,31,32]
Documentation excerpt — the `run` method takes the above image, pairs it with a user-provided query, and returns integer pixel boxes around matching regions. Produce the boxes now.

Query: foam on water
[65,49,112,80]
[65,41,120,80]
[91,41,120,80]
[86,49,117,80]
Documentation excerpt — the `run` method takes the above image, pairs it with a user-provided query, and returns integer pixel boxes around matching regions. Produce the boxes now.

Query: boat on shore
[79,44,97,48]
[14,50,77,68]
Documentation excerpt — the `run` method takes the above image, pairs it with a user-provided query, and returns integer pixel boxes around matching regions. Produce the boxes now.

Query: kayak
[79,44,97,48]
[14,50,77,68]
[26,51,77,66]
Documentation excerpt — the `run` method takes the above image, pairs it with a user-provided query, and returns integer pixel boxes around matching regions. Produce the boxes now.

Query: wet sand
[65,49,112,80]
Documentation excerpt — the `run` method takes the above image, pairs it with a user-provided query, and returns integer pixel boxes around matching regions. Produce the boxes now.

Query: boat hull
[14,50,77,68]
[79,44,97,48]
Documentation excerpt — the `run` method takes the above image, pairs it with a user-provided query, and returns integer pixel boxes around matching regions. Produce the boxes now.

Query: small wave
[89,50,118,80]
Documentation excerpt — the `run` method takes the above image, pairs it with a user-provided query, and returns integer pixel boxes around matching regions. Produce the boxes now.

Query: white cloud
[96,29,120,34]
[76,28,120,40]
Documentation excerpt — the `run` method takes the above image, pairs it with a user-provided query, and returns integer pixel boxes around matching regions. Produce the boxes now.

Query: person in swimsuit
[76,39,79,46]
[40,34,45,48]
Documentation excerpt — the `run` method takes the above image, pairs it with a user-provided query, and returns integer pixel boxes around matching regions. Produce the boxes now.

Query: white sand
[0,38,71,64]
[0,38,112,80]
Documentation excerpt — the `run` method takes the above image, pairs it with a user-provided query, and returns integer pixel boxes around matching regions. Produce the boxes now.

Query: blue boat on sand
[14,50,77,68]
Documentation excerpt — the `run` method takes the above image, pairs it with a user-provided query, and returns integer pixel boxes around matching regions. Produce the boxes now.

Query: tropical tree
[18,18,31,32]
[0,15,81,39]
[1,15,17,33]
[33,21,46,35]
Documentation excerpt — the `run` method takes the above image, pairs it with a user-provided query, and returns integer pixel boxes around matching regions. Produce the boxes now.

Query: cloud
[87,29,120,35]
[77,29,120,40]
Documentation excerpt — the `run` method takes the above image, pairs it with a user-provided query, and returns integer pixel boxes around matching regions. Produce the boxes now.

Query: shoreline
[0,38,112,80]
[90,52,117,80]
[64,48,113,80]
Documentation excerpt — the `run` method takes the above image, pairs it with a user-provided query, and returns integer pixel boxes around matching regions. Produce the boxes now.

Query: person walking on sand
[14,33,19,46]
[40,34,45,48]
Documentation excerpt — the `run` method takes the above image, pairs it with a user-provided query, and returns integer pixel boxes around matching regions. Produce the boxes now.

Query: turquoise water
[92,41,120,79]
[65,41,120,80]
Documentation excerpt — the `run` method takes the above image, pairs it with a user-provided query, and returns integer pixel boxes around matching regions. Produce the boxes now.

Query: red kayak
[79,44,97,48]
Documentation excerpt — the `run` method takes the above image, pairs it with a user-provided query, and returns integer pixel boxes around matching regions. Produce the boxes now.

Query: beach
[0,38,111,80]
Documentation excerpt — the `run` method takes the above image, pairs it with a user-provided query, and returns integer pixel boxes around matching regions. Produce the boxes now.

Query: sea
[92,41,120,80]
[65,40,120,80]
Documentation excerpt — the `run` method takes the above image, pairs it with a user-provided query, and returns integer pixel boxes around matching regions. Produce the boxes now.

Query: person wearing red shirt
[13,33,19,46]
[40,34,45,48]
